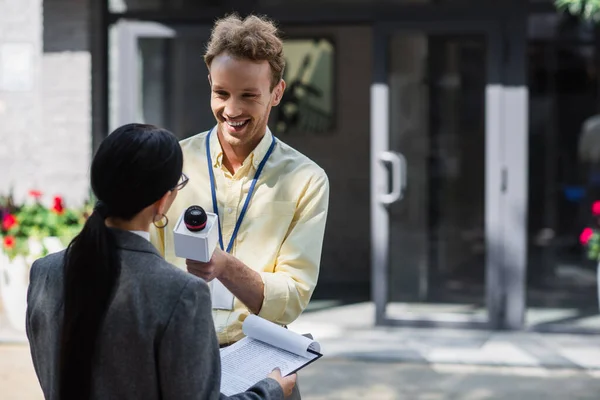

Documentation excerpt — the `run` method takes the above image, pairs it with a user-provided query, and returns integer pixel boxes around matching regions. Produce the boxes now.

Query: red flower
[28,190,43,200]
[2,213,17,231]
[580,227,594,245]
[52,196,64,215]
[592,201,600,216]
[3,236,15,249]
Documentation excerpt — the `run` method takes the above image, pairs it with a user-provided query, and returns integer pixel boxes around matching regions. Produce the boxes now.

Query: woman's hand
[267,368,297,398]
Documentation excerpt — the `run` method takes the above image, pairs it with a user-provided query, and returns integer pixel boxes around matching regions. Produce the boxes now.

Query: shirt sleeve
[257,169,330,325]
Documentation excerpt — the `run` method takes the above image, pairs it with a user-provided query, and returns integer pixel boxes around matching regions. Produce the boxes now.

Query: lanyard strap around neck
[205,127,276,253]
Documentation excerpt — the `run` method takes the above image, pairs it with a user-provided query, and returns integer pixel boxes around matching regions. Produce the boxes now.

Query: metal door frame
[114,21,212,129]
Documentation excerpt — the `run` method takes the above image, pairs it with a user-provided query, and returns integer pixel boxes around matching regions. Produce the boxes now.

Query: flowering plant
[0,190,89,261]
[580,201,600,261]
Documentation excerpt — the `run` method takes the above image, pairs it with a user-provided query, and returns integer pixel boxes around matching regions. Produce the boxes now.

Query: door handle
[378,151,406,205]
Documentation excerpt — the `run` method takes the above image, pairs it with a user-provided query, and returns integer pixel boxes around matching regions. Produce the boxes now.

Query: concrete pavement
[1,344,43,400]
[289,302,600,370]
[299,359,600,399]
[3,343,600,399]
[3,301,600,399]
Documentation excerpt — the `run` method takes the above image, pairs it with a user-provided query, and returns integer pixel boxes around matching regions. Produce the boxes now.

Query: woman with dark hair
[25,123,295,400]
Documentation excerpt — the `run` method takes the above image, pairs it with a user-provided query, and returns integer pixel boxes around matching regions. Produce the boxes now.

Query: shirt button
[227,207,233,214]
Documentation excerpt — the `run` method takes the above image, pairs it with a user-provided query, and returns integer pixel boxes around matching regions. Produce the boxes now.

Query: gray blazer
[26,229,283,400]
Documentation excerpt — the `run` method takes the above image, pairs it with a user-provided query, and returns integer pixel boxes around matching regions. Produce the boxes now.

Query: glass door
[527,13,600,333]
[371,21,506,328]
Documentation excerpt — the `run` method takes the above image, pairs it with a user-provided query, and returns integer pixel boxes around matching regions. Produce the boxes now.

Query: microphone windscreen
[184,205,208,232]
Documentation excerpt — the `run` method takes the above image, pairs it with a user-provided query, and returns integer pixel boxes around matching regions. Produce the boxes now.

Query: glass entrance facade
[99,0,600,332]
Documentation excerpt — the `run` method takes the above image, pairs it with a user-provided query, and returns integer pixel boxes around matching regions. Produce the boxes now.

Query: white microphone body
[173,207,219,262]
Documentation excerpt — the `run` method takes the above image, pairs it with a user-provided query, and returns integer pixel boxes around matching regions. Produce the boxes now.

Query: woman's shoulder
[30,250,66,280]
[156,257,209,295]
[27,251,68,308]
[122,250,210,299]
[32,249,66,267]
[163,262,211,306]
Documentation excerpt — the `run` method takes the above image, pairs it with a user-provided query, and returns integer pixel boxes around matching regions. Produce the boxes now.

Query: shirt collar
[209,125,274,170]
[129,230,150,241]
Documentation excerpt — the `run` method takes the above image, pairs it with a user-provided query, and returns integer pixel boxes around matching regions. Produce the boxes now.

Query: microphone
[173,205,219,262]
[184,205,208,232]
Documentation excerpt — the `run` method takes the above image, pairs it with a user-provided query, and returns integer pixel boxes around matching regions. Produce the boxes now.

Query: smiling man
[150,14,330,393]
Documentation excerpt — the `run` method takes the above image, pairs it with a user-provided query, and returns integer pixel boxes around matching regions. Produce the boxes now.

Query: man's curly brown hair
[204,14,286,91]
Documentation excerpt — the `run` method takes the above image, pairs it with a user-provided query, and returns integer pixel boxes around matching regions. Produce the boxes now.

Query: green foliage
[555,0,600,21]
[0,191,90,260]
[586,230,600,261]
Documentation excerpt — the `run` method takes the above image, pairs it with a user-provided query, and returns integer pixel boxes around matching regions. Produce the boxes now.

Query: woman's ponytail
[58,207,120,400]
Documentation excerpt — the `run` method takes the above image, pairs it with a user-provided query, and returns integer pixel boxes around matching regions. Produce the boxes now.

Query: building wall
[0,0,44,204]
[41,0,91,206]
[281,26,373,296]
[0,0,90,207]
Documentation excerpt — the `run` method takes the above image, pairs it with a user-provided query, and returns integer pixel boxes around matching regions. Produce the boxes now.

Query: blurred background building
[1,0,599,334]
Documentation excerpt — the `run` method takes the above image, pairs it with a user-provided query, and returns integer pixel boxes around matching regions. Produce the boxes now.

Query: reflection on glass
[138,39,168,128]
[527,13,600,331]
[387,33,487,321]
[270,38,335,135]
[135,36,213,140]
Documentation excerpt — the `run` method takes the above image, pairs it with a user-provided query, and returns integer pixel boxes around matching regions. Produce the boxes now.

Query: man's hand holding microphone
[177,204,231,282]
[186,247,229,282]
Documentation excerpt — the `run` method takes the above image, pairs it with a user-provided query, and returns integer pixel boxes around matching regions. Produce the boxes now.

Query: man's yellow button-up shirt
[151,127,329,345]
